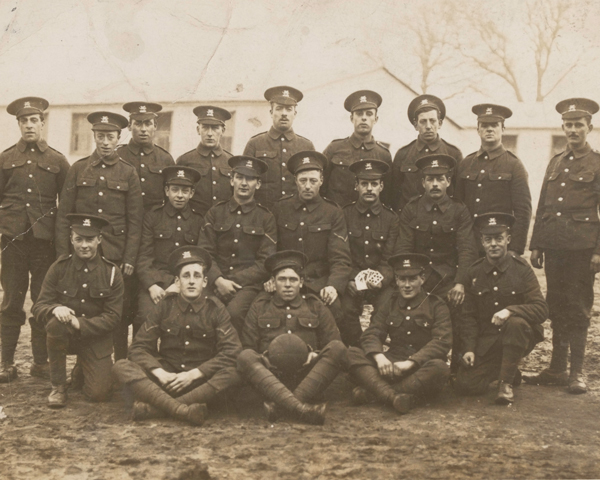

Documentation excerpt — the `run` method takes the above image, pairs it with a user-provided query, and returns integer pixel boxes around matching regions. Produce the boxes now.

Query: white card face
[355,270,369,290]
[367,269,384,285]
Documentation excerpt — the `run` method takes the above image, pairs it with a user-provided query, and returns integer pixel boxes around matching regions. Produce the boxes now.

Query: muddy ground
[1,263,600,480]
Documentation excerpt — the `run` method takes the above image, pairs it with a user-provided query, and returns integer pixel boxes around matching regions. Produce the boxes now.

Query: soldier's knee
[112,359,146,384]
[423,359,450,378]
[236,349,262,373]
[45,317,68,337]
[321,340,348,368]
[505,316,529,333]
[455,368,487,396]
[85,384,112,403]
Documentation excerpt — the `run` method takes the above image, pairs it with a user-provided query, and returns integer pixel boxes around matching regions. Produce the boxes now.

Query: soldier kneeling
[113,246,242,426]
[237,250,347,425]
[348,253,451,414]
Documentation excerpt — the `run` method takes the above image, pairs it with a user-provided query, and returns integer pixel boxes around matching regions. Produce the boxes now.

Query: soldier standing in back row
[527,98,600,394]
[392,94,462,212]
[322,90,393,208]
[118,102,175,211]
[177,106,233,216]
[243,86,315,210]
[455,104,532,256]
[0,97,70,383]
[55,111,144,360]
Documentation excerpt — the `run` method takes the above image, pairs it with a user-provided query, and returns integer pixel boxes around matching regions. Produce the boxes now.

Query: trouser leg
[392,359,449,399]
[340,289,364,347]
[549,329,569,372]
[569,326,588,377]
[347,347,398,406]
[134,289,156,340]
[294,340,346,403]
[456,342,502,396]
[114,274,138,361]
[177,367,242,405]
[46,317,72,386]
[226,285,261,335]
[78,345,113,402]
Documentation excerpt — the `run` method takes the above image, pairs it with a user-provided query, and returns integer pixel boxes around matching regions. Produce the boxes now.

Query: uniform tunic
[243,127,315,209]
[0,138,70,329]
[271,194,351,295]
[137,202,204,291]
[322,134,393,207]
[128,294,241,380]
[116,140,174,211]
[396,194,477,294]
[530,144,600,331]
[55,150,144,266]
[460,254,547,358]
[392,136,462,212]
[455,145,531,255]
[176,143,233,216]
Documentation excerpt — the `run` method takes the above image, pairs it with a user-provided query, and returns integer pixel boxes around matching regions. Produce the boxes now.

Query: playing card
[355,270,369,290]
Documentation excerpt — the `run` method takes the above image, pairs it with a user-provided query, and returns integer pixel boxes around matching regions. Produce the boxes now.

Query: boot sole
[186,403,208,426]
[392,394,413,414]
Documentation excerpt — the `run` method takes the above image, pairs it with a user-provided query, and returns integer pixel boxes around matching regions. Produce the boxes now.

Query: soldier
[392,94,462,212]
[237,250,346,425]
[136,166,203,334]
[197,156,276,333]
[455,104,532,256]
[340,159,399,346]
[119,102,175,211]
[32,214,124,408]
[527,98,600,394]
[322,90,393,207]
[0,97,70,383]
[176,106,233,216]
[269,151,352,343]
[348,253,451,414]
[243,86,315,209]
[456,213,547,404]
[113,246,241,426]
[395,154,478,371]
[55,111,144,360]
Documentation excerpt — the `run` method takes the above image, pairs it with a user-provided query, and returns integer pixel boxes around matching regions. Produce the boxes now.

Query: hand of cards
[354,269,384,291]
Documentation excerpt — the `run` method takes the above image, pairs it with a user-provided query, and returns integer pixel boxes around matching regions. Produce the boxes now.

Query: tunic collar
[483,252,511,273]
[422,193,451,213]
[128,139,154,155]
[73,253,100,272]
[17,137,48,153]
[477,144,506,161]
[565,142,592,160]
[268,126,296,142]
[228,196,256,213]
[292,193,322,212]
[90,150,120,166]
[349,132,375,150]
[416,135,441,152]
[164,201,191,219]
[355,199,382,215]
[272,293,303,308]
[197,142,223,157]
[395,290,427,309]
[176,294,206,313]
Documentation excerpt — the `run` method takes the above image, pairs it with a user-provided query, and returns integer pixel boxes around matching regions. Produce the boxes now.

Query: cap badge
[421,99,428,105]
[246,160,253,168]
[101,116,109,123]
[83,219,91,227]
[569,104,576,112]
[403,259,411,266]
[182,251,191,259]
[365,162,372,170]
[207,109,214,117]
[139,105,147,113]
[24,101,31,108]
[486,107,493,115]
[431,160,439,168]
[177,170,185,178]
[282,90,290,97]
[302,157,310,164]
[489,217,497,226]
[360,95,367,103]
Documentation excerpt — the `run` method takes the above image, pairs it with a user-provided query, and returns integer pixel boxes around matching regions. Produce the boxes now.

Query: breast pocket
[105,180,130,214]
[258,317,281,330]
[36,162,61,193]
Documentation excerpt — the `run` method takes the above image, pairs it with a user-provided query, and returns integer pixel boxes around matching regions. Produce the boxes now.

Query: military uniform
[392,95,462,212]
[32,215,124,403]
[0,97,70,379]
[198,196,276,332]
[339,159,399,346]
[117,141,174,211]
[237,250,346,425]
[55,112,143,361]
[456,246,547,397]
[112,246,242,425]
[348,254,452,410]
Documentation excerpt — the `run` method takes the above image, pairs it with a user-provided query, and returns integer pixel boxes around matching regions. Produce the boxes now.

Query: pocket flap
[37,162,60,174]
[184,232,198,243]
[569,171,595,183]
[213,222,233,232]
[371,231,387,241]
[308,223,331,233]
[489,172,513,181]
[219,167,232,176]
[154,230,173,239]
[278,219,298,231]
[243,225,264,235]
[572,212,599,223]
[112,224,126,236]
[298,316,319,328]
[160,323,180,335]
[256,150,278,159]
[2,157,26,169]
[386,315,403,327]
[107,180,129,191]
[442,224,456,233]
[148,165,164,174]
[192,325,215,339]
[348,229,362,237]
[258,317,281,329]
[400,164,417,173]
[76,177,97,187]
[89,287,111,299]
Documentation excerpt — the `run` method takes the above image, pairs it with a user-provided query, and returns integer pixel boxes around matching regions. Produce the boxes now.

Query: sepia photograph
[0,0,599,478]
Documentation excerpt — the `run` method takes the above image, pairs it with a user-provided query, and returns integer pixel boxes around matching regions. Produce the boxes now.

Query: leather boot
[30,362,50,379]
[351,386,372,405]
[176,383,217,406]
[132,401,166,421]
[351,365,414,414]
[0,362,18,383]
[524,330,569,385]
[48,385,68,408]
[0,325,20,371]
[29,317,48,365]
[128,378,207,426]
[495,381,514,405]
[67,362,84,391]
[568,327,588,394]
[294,358,341,403]
[498,345,525,385]
[245,361,326,425]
